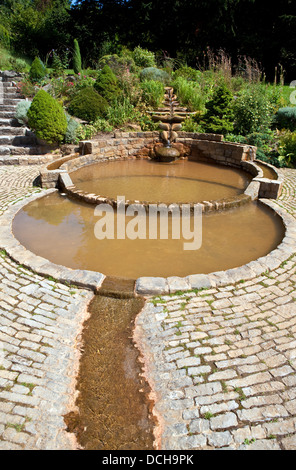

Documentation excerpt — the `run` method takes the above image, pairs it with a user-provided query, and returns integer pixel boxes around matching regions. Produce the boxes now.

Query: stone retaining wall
[39,131,283,203]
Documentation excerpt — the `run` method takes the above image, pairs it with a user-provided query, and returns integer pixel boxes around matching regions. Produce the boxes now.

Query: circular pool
[69,159,252,205]
[13,191,284,280]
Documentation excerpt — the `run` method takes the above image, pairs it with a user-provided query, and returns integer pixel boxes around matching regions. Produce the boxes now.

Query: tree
[73,38,82,73]
[202,83,234,135]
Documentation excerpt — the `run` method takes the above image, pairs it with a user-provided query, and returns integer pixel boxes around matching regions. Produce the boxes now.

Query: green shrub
[68,86,109,122]
[29,57,46,82]
[73,39,82,74]
[106,97,137,128]
[8,57,28,73]
[173,66,201,82]
[0,24,10,48]
[27,90,67,144]
[233,85,273,135]
[140,80,164,108]
[172,76,203,111]
[202,83,234,135]
[65,114,79,143]
[278,130,296,167]
[98,53,135,74]
[132,46,156,68]
[15,100,31,125]
[140,67,170,84]
[94,65,121,102]
[274,107,296,131]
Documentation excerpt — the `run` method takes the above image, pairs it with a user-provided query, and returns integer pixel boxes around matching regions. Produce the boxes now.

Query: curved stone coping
[57,155,263,214]
[0,189,105,292]
[254,159,281,181]
[135,199,296,296]
[1,187,295,299]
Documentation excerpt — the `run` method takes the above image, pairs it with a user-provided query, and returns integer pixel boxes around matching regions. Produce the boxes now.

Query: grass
[0,44,31,72]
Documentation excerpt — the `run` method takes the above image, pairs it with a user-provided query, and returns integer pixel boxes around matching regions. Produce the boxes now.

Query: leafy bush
[94,65,121,102]
[27,90,67,144]
[140,80,164,108]
[106,97,137,127]
[15,100,31,125]
[182,116,203,132]
[0,24,10,48]
[68,86,109,122]
[233,85,273,135]
[133,46,156,68]
[274,107,296,131]
[65,114,79,143]
[29,57,46,82]
[202,83,234,135]
[98,53,135,74]
[172,76,203,111]
[278,130,296,167]
[16,79,36,98]
[173,66,201,82]
[8,57,27,73]
[73,39,82,74]
[140,67,170,84]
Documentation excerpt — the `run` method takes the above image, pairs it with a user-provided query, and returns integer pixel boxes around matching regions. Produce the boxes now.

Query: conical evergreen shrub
[73,39,82,74]
[29,57,46,82]
[202,83,234,135]
[94,65,121,102]
[27,90,67,144]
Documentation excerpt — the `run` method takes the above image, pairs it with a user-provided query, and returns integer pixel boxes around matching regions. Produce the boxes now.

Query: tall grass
[106,97,138,127]
[172,76,204,111]
[140,80,164,108]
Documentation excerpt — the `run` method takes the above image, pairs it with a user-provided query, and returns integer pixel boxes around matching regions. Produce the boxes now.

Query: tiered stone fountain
[151,87,191,162]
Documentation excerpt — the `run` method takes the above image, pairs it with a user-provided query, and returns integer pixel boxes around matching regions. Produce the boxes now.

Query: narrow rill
[64,282,156,450]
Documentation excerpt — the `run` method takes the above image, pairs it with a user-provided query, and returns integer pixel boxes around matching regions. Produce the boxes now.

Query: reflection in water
[13,192,285,279]
[70,159,252,204]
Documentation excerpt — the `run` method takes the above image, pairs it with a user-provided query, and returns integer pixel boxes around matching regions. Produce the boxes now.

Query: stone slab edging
[135,199,296,296]
[0,153,57,166]
[1,189,294,299]
[0,188,105,292]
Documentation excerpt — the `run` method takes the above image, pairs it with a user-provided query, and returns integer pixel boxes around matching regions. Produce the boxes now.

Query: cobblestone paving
[136,167,296,451]
[0,165,296,450]
[0,166,93,449]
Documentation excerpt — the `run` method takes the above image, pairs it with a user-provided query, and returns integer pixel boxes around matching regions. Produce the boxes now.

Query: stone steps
[0,104,19,112]
[0,98,23,106]
[0,74,54,161]
[0,126,26,136]
[0,145,50,156]
[0,110,18,119]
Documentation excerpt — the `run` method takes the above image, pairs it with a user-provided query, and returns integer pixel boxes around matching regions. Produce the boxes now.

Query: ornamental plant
[233,85,273,135]
[274,107,296,131]
[94,65,121,102]
[73,39,82,74]
[15,100,31,125]
[29,56,46,82]
[202,83,234,134]
[27,90,67,144]
[68,86,109,122]
[132,46,156,68]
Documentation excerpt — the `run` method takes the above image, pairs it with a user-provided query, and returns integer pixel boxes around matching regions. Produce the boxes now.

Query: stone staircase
[0,74,52,163]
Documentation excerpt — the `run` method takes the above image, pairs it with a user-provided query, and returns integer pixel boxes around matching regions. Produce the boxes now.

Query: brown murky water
[64,292,156,450]
[70,159,251,204]
[13,192,284,279]
[255,160,278,180]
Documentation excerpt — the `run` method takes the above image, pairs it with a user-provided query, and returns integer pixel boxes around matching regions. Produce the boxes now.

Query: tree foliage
[1,0,296,80]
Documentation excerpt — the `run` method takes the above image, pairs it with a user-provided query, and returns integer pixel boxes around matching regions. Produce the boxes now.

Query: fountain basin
[154,145,181,162]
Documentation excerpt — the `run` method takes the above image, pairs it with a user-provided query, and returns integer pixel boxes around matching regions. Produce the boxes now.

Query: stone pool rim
[1,187,296,297]
[57,157,259,214]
